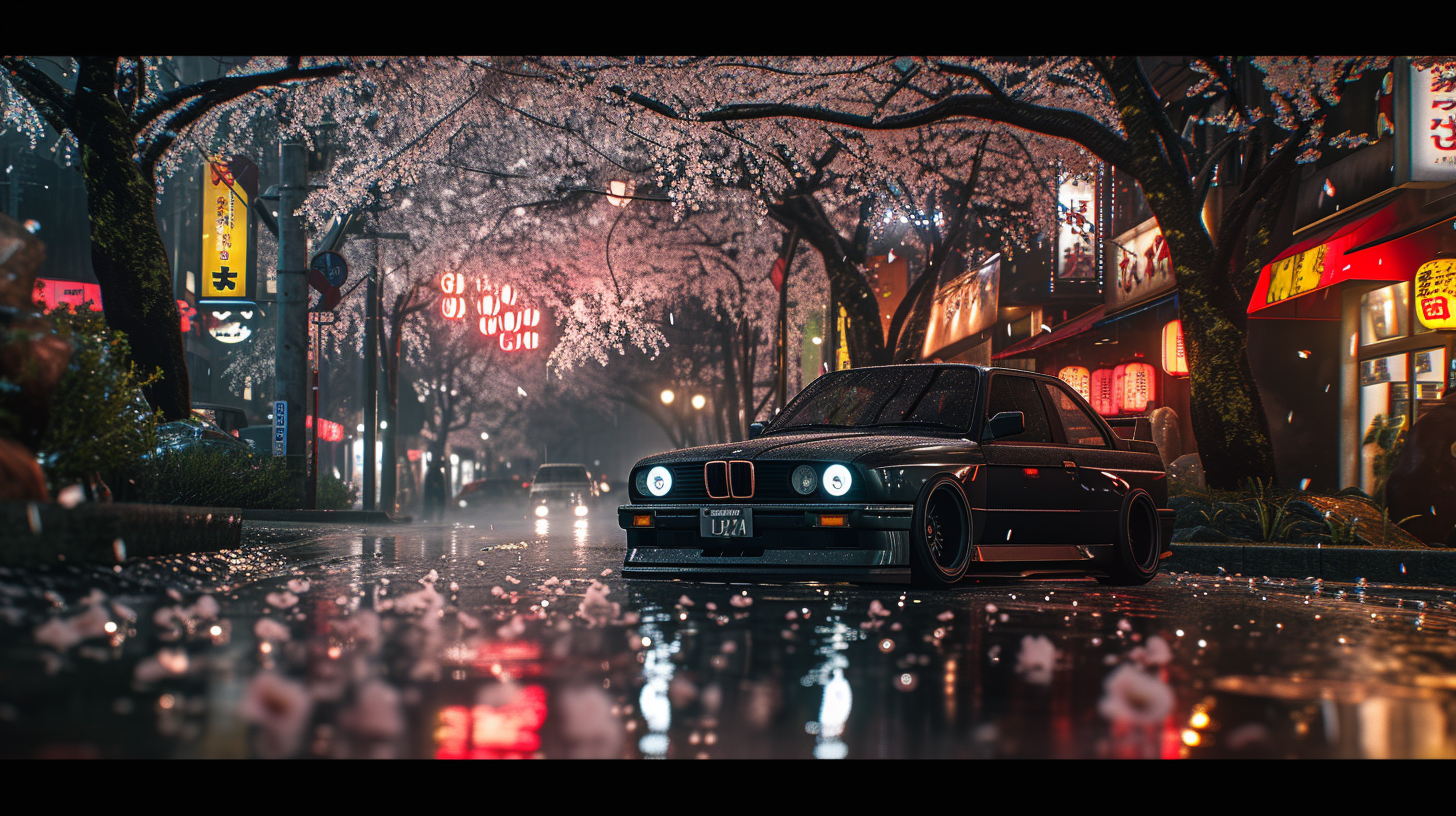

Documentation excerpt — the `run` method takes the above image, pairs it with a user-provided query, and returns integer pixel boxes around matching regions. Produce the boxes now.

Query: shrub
[36,306,161,491]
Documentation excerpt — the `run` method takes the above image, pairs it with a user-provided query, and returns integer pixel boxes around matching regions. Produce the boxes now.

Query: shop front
[991,216,1194,465]
[1248,193,1456,498]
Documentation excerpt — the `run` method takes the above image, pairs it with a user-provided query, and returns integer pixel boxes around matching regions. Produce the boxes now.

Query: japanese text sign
[1105,217,1176,313]
[201,159,253,303]
[1415,258,1456,330]
[1407,63,1456,183]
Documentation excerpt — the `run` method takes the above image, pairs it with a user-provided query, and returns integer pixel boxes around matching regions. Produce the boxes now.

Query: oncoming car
[617,364,1174,587]
[528,463,598,519]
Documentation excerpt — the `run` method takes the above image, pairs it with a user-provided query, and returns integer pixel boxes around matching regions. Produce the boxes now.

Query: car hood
[634,429,976,469]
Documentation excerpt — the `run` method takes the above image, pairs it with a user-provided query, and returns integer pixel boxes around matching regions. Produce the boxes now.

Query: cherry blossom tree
[0,56,347,419]
[535,55,1429,489]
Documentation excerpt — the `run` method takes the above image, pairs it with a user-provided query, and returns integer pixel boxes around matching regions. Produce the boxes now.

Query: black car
[528,463,599,519]
[617,364,1174,587]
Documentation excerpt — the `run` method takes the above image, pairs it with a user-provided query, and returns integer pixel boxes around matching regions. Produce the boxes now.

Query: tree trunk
[768,195,887,367]
[73,63,190,420]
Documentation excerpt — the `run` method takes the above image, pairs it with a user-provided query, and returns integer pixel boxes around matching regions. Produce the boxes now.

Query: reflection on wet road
[2,506,1455,758]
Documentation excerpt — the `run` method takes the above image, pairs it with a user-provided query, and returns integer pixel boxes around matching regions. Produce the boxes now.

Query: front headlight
[823,464,853,497]
[534,505,549,517]
[646,466,673,497]
[574,504,589,517]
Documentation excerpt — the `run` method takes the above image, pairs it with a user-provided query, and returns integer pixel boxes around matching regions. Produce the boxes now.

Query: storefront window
[1414,348,1447,422]
[1360,282,1410,346]
[1359,351,1408,500]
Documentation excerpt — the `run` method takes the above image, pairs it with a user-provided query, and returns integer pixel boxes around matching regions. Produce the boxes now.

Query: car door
[979,373,1070,546]
[1038,379,1120,545]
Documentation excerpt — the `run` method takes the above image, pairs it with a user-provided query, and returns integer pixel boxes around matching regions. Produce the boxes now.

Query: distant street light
[480,432,490,441]
[660,389,675,405]
[691,394,706,410]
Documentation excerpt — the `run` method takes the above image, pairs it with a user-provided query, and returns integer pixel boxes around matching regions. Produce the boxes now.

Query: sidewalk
[0,502,242,566]
[240,509,412,524]
[1167,542,1456,584]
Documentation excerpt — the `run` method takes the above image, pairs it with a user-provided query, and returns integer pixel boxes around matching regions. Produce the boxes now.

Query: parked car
[617,363,1174,587]
[155,415,255,458]
[452,477,530,512]
[529,463,598,518]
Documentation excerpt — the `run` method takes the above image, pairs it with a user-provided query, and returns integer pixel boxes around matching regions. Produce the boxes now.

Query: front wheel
[909,475,973,588]
[1098,489,1161,586]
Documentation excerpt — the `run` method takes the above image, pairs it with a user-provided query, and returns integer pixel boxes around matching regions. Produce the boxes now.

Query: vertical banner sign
[273,400,288,456]
[1407,63,1456,183]
[1056,176,1097,280]
[200,158,254,303]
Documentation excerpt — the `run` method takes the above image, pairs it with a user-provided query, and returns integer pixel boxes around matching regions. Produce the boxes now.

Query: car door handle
[1062,460,1078,470]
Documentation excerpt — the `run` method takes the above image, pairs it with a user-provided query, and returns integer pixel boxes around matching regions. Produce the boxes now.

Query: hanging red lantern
[440,295,468,320]
[440,272,465,295]
[499,284,517,307]
[1122,359,1156,413]
[499,332,521,352]
[1057,366,1091,402]
[1090,368,1119,416]
[522,331,540,350]
[521,307,540,328]
[1162,320,1188,377]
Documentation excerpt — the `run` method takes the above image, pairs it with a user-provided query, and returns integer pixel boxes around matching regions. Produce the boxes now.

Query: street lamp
[480,432,490,441]
[660,389,675,405]
[691,394,706,410]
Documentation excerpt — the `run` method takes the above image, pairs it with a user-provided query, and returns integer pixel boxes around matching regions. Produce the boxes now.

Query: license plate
[700,507,753,538]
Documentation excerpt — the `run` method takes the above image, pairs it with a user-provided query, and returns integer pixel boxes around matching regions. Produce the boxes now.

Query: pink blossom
[1098,664,1174,726]
[340,679,404,741]
[286,578,311,594]
[576,580,619,626]
[1015,635,1058,685]
[254,618,291,642]
[265,591,299,609]
[240,671,313,759]
[729,594,753,608]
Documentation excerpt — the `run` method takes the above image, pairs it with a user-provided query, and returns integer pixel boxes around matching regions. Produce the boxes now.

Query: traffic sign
[308,251,347,312]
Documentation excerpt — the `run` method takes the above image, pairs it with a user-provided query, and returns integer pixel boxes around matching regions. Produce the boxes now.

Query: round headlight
[823,464,853,497]
[646,466,673,497]
[791,465,818,495]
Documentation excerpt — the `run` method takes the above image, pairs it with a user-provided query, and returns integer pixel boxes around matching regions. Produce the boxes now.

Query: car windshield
[767,366,980,433]
[533,465,590,483]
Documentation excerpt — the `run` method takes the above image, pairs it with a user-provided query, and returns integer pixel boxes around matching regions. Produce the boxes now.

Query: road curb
[1168,543,1456,584]
[0,502,243,566]
[240,509,411,524]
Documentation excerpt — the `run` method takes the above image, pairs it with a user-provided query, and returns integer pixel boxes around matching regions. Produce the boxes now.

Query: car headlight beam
[645,466,673,497]
[823,464,853,497]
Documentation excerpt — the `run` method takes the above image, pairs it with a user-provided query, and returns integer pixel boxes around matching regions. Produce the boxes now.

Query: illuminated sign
[1415,258,1456,330]
[32,279,102,312]
[922,254,1000,359]
[1106,218,1176,313]
[1121,360,1156,414]
[1162,320,1189,377]
[200,158,254,303]
[1403,62,1456,184]
[1091,367,1119,416]
[435,685,547,759]
[205,308,256,344]
[1057,175,1097,280]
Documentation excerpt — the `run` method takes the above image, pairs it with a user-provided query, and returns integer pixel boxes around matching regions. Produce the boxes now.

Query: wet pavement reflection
[2,506,1455,758]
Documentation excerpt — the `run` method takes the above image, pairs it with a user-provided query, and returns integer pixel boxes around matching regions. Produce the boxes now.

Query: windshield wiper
[767,422,857,433]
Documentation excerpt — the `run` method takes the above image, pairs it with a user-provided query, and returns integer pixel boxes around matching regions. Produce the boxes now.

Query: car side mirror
[749,421,767,439]
[984,411,1025,440]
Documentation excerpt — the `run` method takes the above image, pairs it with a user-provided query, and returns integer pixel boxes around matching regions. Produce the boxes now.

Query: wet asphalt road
[2,501,1456,759]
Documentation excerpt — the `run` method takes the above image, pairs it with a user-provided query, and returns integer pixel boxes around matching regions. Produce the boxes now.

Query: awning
[1248,193,1454,314]
[992,304,1106,360]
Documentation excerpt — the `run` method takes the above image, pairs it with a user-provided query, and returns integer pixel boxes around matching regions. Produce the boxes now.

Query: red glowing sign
[303,415,345,442]
[435,685,548,759]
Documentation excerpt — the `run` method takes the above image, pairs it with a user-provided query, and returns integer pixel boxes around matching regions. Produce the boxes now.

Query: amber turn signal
[818,514,847,527]
[632,514,653,527]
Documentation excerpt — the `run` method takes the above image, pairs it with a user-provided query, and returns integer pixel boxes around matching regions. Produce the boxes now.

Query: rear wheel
[910,476,973,588]
[1098,490,1161,586]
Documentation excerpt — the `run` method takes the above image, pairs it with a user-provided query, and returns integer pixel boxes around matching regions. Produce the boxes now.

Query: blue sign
[273,400,287,456]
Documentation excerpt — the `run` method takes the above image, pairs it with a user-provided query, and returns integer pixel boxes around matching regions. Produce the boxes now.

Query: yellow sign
[1414,258,1456,330]
[1265,244,1326,305]
[201,161,249,301]
[836,306,851,370]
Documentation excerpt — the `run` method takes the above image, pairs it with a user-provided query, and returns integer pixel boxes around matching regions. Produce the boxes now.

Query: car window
[770,366,980,432]
[982,374,1052,443]
[1041,382,1108,447]
[534,466,589,483]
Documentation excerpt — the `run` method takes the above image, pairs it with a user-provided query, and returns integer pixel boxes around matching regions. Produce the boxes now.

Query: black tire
[1098,489,1161,586]
[909,475,973,588]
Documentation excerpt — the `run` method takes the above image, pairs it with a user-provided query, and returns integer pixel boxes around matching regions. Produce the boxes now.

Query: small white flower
[1098,664,1174,726]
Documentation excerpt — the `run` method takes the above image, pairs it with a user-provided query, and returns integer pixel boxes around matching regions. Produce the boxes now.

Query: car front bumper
[617,502,915,583]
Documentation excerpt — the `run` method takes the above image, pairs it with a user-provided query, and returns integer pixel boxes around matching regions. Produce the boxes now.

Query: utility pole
[274,135,308,506]
[364,239,380,511]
